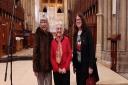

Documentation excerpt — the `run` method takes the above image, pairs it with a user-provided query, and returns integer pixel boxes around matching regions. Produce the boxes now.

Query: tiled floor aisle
[0,61,37,85]
[0,61,76,85]
[0,48,128,85]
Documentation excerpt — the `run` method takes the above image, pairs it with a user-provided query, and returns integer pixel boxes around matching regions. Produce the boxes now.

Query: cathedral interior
[0,0,128,84]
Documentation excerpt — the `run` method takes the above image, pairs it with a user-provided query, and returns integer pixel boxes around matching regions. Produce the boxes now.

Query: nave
[0,48,128,85]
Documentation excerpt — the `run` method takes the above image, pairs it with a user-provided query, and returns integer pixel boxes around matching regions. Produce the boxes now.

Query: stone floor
[120,73,128,80]
[0,48,128,85]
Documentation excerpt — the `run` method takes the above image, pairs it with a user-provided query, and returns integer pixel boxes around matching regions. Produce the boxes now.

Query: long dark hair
[74,13,87,35]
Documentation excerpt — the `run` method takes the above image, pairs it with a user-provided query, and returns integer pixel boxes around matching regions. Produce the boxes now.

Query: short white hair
[56,21,64,29]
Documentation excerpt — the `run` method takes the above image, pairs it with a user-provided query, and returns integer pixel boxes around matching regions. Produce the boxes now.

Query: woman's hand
[88,67,93,74]
[73,67,76,73]
[59,68,66,74]
[61,68,66,74]
[59,68,62,73]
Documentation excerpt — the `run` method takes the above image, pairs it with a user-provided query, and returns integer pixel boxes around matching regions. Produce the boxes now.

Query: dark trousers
[53,71,70,85]
[76,70,86,85]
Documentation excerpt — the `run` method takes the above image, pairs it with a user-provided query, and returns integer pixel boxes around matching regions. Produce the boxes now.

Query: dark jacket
[72,27,99,82]
[33,27,53,73]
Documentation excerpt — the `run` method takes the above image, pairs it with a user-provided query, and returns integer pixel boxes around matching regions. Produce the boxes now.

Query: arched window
[43,7,47,12]
[57,7,63,13]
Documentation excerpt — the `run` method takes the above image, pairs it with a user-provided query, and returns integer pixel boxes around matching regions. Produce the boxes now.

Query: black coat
[33,27,53,73]
[72,27,99,82]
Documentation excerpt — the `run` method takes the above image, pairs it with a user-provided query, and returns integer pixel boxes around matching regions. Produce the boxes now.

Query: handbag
[86,75,96,85]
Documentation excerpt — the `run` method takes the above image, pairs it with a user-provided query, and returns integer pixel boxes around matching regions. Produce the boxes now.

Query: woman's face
[76,15,82,29]
[40,19,48,31]
[56,25,63,37]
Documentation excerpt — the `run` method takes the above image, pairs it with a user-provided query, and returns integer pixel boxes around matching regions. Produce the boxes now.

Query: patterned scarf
[56,39,62,64]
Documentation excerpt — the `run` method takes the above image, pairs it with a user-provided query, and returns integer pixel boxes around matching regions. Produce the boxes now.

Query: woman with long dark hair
[72,13,99,85]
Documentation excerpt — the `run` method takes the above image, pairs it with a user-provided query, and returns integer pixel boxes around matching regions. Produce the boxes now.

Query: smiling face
[75,15,82,29]
[56,24,64,37]
[40,19,48,31]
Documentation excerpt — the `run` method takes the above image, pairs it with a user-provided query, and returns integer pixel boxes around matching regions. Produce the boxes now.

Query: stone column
[28,0,31,30]
[20,0,36,32]
[117,0,127,72]
[30,0,35,32]
[96,0,103,61]
[102,0,110,61]
[30,0,32,31]
[112,0,117,34]
[21,0,24,8]
[103,0,112,64]
[35,0,40,31]
[21,0,27,29]
[25,0,28,29]
[119,0,126,51]
[107,0,112,50]
[127,0,128,68]
[127,0,128,51]
[31,0,36,33]
[64,0,68,29]
[25,0,28,23]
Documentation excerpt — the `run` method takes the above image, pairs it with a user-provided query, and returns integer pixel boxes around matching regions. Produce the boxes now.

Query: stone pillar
[112,0,117,34]
[67,0,71,10]
[29,0,32,30]
[20,0,36,32]
[64,0,68,29]
[127,0,128,51]
[96,0,103,61]
[119,0,126,51]
[31,0,36,33]
[30,0,32,31]
[103,0,112,64]
[26,0,28,24]
[117,0,127,72]
[102,0,110,61]
[21,0,28,29]
[25,0,28,29]
[127,0,128,67]
[21,0,24,8]
[35,0,40,31]
[28,0,31,30]
[107,0,112,50]
[30,0,35,32]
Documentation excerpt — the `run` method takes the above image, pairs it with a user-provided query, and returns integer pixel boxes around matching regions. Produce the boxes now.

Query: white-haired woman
[50,23,72,85]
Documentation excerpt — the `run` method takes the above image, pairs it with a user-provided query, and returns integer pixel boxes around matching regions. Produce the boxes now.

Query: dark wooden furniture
[0,0,24,57]
[68,0,98,51]
[108,34,121,71]
[28,33,34,48]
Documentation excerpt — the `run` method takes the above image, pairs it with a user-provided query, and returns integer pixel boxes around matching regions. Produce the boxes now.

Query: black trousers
[53,71,70,85]
[76,70,87,85]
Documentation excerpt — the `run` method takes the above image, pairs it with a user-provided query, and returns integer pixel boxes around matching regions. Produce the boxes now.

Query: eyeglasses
[76,19,81,21]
